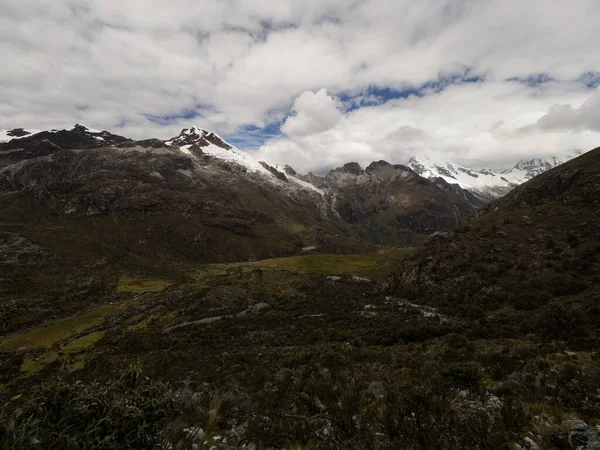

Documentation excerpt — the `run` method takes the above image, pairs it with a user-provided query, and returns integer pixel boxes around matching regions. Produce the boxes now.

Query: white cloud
[255,83,600,173]
[281,89,342,137]
[533,90,600,132]
[0,0,599,168]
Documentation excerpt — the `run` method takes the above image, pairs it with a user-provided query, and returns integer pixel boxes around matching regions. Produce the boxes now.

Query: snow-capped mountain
[164,127,325,195]
[502,157,573,180]
[407,155,574,203]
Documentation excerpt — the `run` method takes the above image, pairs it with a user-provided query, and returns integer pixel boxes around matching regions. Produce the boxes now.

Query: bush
[536,302,591,341]
[0,362,179,450]
[441,362,482,390]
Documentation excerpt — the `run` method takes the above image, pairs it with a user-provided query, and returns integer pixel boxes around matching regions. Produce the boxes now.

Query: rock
[426,231,454,242]
[183,426,204,441]
[485,394,503,411]
[351,275,371,282]
[563,419,589,431]
[551,420,600,449]
[521,215,534,225]
[523,436,539,450]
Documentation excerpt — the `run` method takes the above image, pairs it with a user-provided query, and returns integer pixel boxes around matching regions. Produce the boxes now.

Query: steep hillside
[384,146,600,323]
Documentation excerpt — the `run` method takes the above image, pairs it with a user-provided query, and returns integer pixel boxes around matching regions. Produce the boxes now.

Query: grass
[207,248,416,279]
[117,277,171,294]
[20,352,59,375]
[62,331,106,352]
[276,215,307,235]
[17,331,107,376]
[0,303,127,352]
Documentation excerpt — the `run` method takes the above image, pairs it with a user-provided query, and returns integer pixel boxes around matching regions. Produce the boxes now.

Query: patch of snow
[407,154,576,201]
[1,124,112,144]
[201,142,272,176]
[408,155,519,191]
[165,127,327,196]
[67,124,102,133]
[286,172,325,195]
[302,245,317,252]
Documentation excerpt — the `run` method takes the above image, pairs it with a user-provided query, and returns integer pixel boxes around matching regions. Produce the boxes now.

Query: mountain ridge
[407,154,575,203]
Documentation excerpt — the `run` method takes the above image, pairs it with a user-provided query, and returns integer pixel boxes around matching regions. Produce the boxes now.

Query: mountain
[286,160,477,245]
[0,125,341,270]
[407,155,573,204]
[0,125,478,264]
[384,146,600,317]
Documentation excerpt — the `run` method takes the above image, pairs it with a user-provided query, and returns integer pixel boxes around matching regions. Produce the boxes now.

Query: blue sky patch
[578,71,600,89]
[507,73,555,86]
[224,122,284,148]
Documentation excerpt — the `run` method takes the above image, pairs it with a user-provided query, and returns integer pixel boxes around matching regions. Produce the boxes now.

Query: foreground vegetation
[1,248,599,449]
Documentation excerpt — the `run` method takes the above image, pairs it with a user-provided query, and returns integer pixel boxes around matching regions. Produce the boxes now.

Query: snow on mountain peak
[407,153,576,203]
[165,127,324,195]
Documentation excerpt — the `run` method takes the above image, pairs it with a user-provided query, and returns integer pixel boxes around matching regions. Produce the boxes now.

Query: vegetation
[209,248,415,278]
[1,254,598,448]
[1,363,177,449]
[116,276,171,294]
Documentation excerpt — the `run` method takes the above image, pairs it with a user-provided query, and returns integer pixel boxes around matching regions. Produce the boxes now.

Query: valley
[0,127,598,450]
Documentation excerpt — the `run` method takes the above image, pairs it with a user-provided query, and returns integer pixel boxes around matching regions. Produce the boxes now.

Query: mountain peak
[334,162,363,175]
[165,127,233,150]
[505,156,572,179]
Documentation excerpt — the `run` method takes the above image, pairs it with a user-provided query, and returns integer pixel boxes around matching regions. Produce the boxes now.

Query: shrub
[441,362,482,390]
[0,362,179,450]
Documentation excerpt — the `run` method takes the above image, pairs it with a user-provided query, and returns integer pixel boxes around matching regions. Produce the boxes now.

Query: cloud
[0,0,599,169]
[281,89,342,137]
[255,82,600,173]
[533,89,600,132]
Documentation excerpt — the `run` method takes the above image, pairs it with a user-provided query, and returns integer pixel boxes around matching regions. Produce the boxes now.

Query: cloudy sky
[1,0,600,172]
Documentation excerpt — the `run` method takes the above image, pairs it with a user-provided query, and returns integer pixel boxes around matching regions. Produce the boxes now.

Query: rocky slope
[285,160,476,245]
[0,126,339,272]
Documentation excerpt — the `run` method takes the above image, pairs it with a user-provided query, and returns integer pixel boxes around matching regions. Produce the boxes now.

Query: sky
[1,0,600,173]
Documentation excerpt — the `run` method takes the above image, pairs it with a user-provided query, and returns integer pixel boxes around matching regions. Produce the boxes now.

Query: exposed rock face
[317,160,476,243]
[259,161,288,182]
[430,177,487,206]
[165,126,232,150]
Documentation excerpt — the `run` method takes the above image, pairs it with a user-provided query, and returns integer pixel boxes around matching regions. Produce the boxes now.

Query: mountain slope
[384,146,600,318]
[320,160,476,245]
